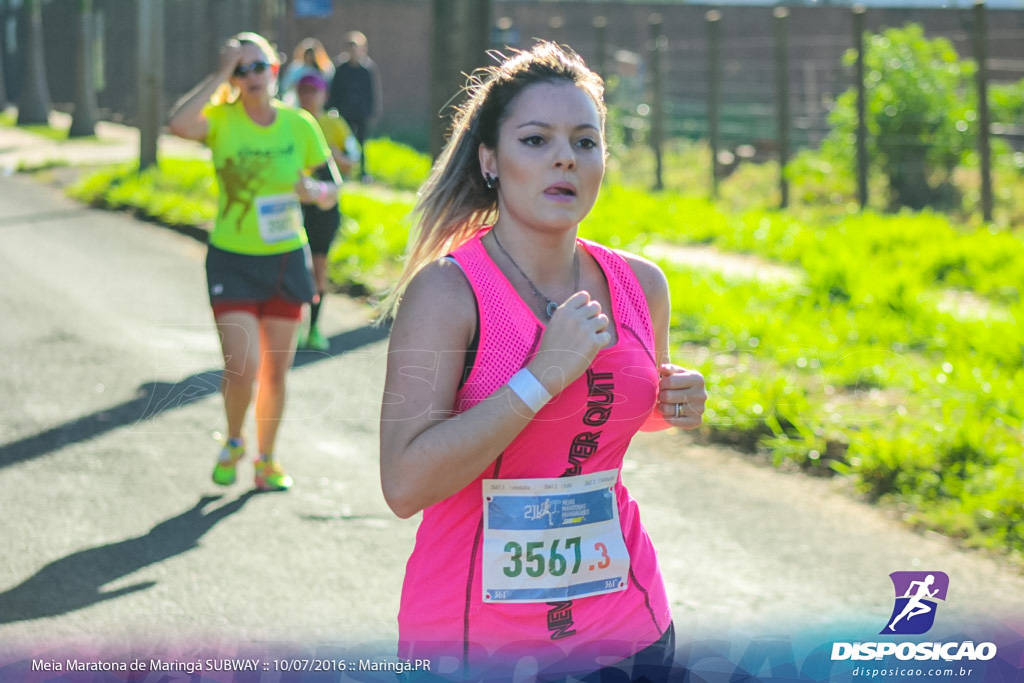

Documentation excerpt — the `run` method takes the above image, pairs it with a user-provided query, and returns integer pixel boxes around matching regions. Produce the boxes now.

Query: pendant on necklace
[490,229,579,322]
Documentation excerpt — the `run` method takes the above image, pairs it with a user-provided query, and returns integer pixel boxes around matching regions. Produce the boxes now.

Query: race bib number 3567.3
[482,469,630,604]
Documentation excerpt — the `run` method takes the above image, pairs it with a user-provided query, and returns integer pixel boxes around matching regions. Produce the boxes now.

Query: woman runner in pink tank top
[379,42,707,681]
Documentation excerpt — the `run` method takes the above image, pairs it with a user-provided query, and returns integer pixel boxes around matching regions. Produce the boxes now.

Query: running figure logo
[881,571,949,635]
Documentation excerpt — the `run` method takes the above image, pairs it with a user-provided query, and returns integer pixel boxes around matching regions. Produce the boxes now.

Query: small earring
[484,174,499,190]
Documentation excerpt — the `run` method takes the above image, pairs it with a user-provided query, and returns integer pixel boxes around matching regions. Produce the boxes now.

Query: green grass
[61,139,1024,566]
[328,188,415,296]
[0,110,97,142]
[67,159,216,226]
[363,138,432,191]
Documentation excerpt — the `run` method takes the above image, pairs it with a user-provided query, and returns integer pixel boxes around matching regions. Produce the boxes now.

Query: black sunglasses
[233,61,271,78]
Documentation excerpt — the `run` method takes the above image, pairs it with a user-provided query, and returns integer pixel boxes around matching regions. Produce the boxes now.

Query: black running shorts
[205,244,315,309]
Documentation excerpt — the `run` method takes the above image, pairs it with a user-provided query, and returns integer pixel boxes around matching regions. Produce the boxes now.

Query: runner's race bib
[256,194,302,244]
[482,469,630,603]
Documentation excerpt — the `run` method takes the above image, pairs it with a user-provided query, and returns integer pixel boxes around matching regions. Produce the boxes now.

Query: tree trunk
[0,4,9,111]
[70,0,100,138]
[429,0,491,158]
[17,0,51,126]
[889,150,932,211]
[0,34,8,111]
[138,0,163,169]
[137,0,164,170]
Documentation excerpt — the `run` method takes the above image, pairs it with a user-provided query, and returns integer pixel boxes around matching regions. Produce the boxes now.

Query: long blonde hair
[211,32,281,105]
[379,41,605,321]
[292,37,333,73]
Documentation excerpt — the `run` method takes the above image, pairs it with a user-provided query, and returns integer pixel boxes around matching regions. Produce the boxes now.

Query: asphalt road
[0,174,1021,677]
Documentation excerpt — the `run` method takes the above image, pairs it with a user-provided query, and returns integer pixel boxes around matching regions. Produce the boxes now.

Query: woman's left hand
[657,364,707,430]
[295,173,321,204]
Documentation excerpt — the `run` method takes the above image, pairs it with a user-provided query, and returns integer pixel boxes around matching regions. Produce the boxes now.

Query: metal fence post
[774,7,790,209]
[649,13,665,191]
[706,10,722,200]
[853,5,868,211]
[592,16,607,82]
[973,0,993,223]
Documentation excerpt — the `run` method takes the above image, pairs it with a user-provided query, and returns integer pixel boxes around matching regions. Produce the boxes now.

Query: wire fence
[582,6,1024,218]
[6,0,1023,219]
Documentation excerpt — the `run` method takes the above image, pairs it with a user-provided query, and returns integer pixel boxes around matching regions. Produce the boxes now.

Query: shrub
[830,23,978,210]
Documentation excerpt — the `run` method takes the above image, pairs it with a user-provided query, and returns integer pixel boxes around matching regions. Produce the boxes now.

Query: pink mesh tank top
[397,229,671,678]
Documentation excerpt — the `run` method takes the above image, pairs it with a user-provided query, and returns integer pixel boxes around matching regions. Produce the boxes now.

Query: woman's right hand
[217,39,242,77]
[528,291,611,396]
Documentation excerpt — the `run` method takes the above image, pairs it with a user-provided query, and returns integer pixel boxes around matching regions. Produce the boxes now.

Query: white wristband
[507,368,552,414]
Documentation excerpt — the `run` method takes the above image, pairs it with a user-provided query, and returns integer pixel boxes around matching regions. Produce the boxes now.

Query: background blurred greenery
[62,126,1024,567]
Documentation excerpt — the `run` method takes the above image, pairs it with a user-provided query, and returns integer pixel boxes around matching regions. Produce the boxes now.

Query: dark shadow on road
[0,493,255,624]
[292,320,390,369]
[0,322,391,471]
[0,371,224,471]
[0,208,95,228]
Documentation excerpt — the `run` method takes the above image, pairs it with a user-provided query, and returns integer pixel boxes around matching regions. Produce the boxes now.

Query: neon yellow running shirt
[204,99,330,255]
[314,110,353,154]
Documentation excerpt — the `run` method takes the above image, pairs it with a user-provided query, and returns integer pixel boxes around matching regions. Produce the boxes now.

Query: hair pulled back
[211,32,280,105]
[380,41,604,320]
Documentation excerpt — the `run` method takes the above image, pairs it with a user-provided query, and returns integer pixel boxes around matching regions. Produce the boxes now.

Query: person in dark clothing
[327,31,382,182]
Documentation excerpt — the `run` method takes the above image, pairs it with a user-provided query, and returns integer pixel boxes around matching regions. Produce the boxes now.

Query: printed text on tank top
[394,233,667,662]
[542,366,618,641]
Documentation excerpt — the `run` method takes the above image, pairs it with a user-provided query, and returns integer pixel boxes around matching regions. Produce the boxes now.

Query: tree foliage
[990,77,1024,129]
[828,24,977,210]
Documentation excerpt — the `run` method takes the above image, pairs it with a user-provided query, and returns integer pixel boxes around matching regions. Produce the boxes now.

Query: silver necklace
[491,230,579,319]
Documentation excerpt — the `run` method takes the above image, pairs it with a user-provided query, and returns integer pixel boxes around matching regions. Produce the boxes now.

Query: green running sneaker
[254,458,293,491]
[296,326,309,350]
[212,438,245,486]
[306,325,330,351]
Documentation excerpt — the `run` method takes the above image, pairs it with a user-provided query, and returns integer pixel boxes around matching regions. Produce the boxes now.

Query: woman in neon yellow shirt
[294,72,357,350]
[169,32,341,491]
